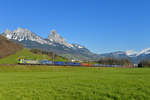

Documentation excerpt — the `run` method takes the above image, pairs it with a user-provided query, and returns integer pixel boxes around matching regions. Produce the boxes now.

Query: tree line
[138,60,150,68]
[97,57,131,65]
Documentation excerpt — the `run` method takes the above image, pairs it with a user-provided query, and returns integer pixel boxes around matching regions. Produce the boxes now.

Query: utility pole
[52,52,55,63]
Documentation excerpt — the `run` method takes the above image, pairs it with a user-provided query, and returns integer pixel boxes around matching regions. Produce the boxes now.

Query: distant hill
[0,35,23,58]
[99,49,150,64]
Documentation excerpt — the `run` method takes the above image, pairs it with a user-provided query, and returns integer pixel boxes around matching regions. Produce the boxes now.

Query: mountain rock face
[0,35,23,58]
[47,29,74,48]
[48,30,67,45]
[1,28,98,60]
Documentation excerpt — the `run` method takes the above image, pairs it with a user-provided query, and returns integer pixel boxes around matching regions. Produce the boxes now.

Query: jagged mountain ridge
[1,28,98,60]
[3,28,50,45]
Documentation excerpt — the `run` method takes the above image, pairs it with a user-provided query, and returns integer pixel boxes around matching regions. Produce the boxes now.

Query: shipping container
[65,62,74,66]
[88,64,93,67]
[73,63,81,66]
[94,64,99,67]
[54,61,65,65]
[65,62,81,66]
[81,63,89,66]
[40,60,53,64]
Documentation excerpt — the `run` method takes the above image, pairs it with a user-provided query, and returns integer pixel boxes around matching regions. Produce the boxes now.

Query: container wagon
[65,62,81,66]
[40,60,53,65]
[54,61,65,66]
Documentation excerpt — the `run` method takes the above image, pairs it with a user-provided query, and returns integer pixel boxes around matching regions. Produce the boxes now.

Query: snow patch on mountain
[126,48,150,57]
[114,51,125,55]
[72,44,84,49]
[126,50,137,57]
[137,48,150,56]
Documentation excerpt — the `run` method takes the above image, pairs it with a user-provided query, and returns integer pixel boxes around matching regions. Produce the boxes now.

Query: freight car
[54,61,65,66]
[65,62,81,66]
[40,60,53,65]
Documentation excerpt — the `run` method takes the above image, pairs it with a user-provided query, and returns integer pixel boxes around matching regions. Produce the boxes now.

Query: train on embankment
[18,59,135,68]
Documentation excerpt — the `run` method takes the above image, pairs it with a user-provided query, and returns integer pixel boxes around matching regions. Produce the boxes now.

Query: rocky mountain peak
[13,27,26,33]
[48,30,64,40]
[13,28,33,36]
[5,29,12,34]
[48,29,71,47]
[52,29,56,33]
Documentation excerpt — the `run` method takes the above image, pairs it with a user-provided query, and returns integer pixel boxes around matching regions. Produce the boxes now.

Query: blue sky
[0,0,150,53]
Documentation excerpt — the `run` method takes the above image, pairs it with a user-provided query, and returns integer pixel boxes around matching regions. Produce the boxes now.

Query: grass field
[0,66,149,100]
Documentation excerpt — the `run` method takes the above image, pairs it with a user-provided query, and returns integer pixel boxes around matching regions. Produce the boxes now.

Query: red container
[81,63,89,66]
[88,64,93,67]
[81,63,93,67]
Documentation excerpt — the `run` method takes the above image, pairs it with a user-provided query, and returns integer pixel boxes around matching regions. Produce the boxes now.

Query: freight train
[18,59,123,67]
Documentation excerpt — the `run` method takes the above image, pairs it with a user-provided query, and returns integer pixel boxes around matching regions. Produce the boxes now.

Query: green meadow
[0,66,149,100]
